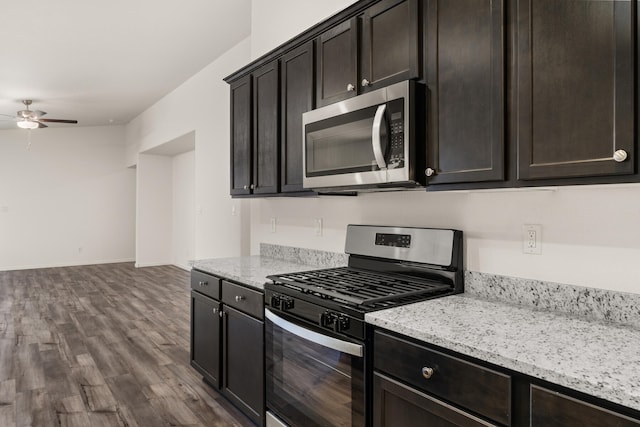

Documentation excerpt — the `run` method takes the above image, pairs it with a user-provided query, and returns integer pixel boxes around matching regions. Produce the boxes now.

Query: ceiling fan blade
[32,110,46,118]
[37,122,48,128]
[38,118,78,124]
[0,113,15,118]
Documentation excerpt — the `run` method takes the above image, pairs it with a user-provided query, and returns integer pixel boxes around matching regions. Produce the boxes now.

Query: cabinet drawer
[222,280,263,319]
[191,270,221,300]
[374,330,511,425]
[531,385,640,427]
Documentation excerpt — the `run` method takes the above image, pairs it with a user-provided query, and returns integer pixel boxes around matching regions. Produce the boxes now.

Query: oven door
[265,308,365,427]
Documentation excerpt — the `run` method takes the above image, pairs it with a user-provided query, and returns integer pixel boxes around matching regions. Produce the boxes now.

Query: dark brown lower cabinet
[374,329,640,427]
[190,291,221,388]
[530,385,640,427]
[373,372,497,427]
[190,270,265,426]
[374,330,511,425]
[222,305,264,426]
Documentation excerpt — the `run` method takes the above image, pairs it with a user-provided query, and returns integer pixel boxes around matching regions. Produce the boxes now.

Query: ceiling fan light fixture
[17,120,38,129]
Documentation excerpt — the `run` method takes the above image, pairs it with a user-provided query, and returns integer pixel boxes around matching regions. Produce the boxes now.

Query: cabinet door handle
[250,184,255,190]
[212,307,218,315]
[219,310,224,318]
[346,83,355,92]
[425,168,435,177]
[613,149,628,162]
[421,367,434,379]
[235,295,246,302]
[243,185,249,190]
[361,79,370,87]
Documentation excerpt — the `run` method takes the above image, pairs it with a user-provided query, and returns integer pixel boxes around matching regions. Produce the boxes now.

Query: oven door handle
[265,308,364,357]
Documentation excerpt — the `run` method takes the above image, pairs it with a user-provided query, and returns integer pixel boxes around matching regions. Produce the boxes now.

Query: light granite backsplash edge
[260,243,348,268]
[465,271,640,329]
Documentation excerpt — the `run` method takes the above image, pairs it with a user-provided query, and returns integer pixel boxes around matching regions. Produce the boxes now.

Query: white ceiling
[0,0,251,130]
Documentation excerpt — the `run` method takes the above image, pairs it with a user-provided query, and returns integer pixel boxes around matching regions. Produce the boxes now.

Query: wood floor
[0,263,253,427]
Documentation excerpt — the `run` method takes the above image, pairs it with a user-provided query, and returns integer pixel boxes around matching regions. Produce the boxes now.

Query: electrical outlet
[315,218,323,236]
[523,224,542,254]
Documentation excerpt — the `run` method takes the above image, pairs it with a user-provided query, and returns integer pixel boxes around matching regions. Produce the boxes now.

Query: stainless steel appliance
[264,225,463,427]
[302,80,425,192]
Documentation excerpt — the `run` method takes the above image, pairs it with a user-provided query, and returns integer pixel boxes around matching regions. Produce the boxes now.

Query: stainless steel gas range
[264,225,463,427]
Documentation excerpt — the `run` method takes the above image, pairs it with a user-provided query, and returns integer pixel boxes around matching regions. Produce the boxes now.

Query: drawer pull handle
[235,295,246,302]
[199,281,208,287]
[421,367,434,379]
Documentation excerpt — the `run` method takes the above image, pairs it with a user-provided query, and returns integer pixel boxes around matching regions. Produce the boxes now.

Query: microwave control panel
[388,102,405,168]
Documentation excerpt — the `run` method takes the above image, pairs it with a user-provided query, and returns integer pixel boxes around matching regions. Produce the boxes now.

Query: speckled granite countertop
[366,294,640,412]
[191,256,319,290]
[191,245,347,290]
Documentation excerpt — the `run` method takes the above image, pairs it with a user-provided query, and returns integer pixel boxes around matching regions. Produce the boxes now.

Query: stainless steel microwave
[302,80,425,191]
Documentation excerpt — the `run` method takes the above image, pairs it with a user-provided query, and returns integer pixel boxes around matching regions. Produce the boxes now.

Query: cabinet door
[253,61,280,194]
[280,41,314,193]
[531,385,640,427]
[360,0,420,92]
[516,0,634,180]
[230,75,252,196]
[222,305,264,426]
[425,0,504,184]
[316,19,358,107]
[190,291,221,388]
[373,373,497,427]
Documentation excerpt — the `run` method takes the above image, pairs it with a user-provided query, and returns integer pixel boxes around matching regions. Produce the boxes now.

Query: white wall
[251,185,640,293]
[172,150,196,269]
[250,0,359,60]
[136,154,173,267]
[0,126,135,270]
[126,37,252,262]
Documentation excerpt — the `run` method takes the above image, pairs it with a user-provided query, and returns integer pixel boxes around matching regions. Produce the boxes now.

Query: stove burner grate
[268,267,451,307]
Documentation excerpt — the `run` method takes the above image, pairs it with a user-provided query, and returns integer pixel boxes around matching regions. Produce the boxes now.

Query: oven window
[266,316,365,427]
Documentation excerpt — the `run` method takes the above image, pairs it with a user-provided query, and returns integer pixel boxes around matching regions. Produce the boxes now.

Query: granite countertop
[192,256,340,290]
[366,294,640,412]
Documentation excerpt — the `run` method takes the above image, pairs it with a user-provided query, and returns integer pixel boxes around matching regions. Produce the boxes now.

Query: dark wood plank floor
[0,263,253,427]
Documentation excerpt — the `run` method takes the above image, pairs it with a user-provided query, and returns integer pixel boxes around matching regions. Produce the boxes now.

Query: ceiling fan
[1,100,78,129]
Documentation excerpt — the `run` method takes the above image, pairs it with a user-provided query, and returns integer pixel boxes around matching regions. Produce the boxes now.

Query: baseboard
[134,261,172,268]
[0,258,136,272]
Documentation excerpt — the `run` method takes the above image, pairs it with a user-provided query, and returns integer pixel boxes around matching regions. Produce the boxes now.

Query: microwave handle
[372,104,387,170]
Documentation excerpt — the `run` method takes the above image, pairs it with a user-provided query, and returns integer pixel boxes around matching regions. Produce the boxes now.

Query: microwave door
[304,105,388,188]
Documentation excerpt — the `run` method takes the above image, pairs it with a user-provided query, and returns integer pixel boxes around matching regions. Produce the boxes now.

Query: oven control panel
[270,294,294,311]
[375,232,411,248]
[265,288,365,340]
[320,311,350,333]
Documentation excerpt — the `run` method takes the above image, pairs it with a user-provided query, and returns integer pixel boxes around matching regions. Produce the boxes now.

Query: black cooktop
[267,266,452,310]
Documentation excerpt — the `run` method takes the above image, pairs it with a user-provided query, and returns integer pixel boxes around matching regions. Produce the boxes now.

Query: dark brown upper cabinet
[424,0,505,185]
[516,0,635,181]
[252,61,280,194]
[229,75,252,196]
[280,41,315,193]
[316,19,358,107]
[316,0,421,107]
[229,62,280,196]
[360,0,420,92]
